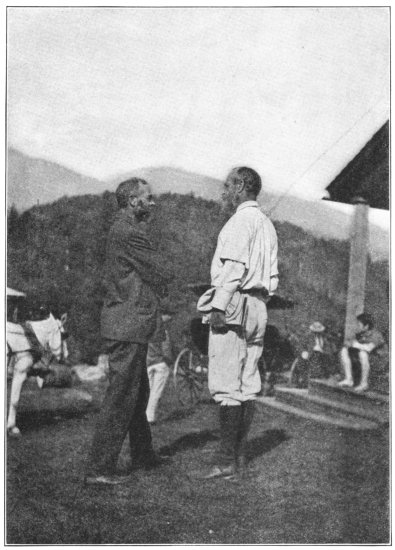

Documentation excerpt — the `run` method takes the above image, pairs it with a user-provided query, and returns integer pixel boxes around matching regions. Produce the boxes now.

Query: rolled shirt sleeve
[211,260,246,311]
[269,275,279,294]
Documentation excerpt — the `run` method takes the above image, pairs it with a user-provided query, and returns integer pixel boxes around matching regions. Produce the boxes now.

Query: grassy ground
[7,377,389,544]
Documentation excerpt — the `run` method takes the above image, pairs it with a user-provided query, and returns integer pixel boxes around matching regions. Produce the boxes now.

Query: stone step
[257,396,379,431]
[308,378,389,413]
[274,386,388,426]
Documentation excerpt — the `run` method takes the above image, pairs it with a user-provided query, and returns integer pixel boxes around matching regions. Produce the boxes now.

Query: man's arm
[210,260,245,332]
[210,260,246,311]
[350,340,376,353]
[120,230,174,292]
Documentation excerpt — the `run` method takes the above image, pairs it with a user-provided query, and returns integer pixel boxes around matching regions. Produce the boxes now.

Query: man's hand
[210,309,227,333]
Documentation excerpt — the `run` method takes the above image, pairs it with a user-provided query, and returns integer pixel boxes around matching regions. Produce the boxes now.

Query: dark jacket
[100,209,173,343]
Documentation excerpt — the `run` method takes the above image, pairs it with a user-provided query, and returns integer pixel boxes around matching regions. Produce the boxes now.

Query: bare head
[222,167,262,209]
[356,312,374,332]
[115,178,155,221]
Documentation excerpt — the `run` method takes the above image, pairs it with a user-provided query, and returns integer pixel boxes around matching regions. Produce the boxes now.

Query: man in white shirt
[200,166,279,479]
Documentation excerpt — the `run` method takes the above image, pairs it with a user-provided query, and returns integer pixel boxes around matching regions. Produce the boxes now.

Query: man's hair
[115,178,148,208]
[357,312,374,329]
[232,167,262,197]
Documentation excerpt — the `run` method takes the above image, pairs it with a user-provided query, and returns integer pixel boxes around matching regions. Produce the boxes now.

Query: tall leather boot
[203,405,241,479]
[236,400,256,470]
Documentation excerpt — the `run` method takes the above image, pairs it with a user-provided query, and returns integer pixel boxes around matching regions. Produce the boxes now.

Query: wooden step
[308,378,389,412]
[257,396,379,431]
[274,386,388,426]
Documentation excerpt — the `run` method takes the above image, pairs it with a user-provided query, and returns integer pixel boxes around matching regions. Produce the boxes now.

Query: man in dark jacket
[85,178,173,486]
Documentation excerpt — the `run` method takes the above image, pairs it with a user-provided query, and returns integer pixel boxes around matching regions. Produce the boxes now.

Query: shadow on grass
[162,408,197,423]
[161,396,215,423]
[13,410,91,433]
[159,428,289,459]
[247,429,290,461]
[159,429,219,456]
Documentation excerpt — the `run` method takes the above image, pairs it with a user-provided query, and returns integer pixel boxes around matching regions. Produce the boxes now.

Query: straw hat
[309,321,325,333]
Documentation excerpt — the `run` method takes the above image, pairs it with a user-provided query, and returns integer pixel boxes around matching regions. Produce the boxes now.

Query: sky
[7,7,389,224]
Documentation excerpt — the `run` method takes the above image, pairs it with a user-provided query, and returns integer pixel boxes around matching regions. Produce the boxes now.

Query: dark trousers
[87,340,153,475]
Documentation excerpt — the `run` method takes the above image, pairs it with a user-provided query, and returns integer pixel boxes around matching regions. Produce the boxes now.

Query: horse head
[47,313,69,362]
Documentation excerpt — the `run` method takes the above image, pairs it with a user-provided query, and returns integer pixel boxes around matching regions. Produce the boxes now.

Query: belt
[240,287,269,297]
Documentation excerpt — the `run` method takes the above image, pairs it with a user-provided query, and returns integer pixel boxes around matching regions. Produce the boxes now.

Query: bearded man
[200,166,279,479]
[85,178,172,485]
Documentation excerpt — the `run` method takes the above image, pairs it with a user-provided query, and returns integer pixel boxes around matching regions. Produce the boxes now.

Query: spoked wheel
[173,347,206,406]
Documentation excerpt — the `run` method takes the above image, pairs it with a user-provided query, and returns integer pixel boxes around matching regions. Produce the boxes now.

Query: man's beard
[221,199,235,219]
[135,206,152,222]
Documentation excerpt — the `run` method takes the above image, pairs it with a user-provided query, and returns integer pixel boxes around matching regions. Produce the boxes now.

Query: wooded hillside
[7,193,389,363]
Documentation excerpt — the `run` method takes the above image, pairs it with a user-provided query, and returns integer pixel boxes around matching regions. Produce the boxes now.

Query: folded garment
[197,288,246,326]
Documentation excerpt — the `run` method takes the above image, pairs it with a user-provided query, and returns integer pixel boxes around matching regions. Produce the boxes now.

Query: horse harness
[7,322,47,373]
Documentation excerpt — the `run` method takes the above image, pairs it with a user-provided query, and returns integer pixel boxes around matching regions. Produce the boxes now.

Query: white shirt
[211,201,279,311]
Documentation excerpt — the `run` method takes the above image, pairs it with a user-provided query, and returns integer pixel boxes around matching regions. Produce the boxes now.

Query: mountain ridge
[7,148,388,261]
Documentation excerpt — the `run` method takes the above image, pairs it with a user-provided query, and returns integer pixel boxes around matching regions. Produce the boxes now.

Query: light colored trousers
[208,294,268,406]
[146,361,170,423]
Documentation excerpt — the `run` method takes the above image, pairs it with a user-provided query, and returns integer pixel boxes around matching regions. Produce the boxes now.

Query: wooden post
[344,197,369,342]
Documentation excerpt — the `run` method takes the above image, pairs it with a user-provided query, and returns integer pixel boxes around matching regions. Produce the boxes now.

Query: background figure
[308,321,331,379]
[146,310,174,424]
[85,178,173,486]
[199,166,279,480]
[339,312,388,392]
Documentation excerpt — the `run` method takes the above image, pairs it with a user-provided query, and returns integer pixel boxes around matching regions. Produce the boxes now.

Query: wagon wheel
[173,347,205,406]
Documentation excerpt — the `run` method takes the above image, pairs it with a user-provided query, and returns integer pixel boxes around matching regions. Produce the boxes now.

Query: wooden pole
[344,197,369,342]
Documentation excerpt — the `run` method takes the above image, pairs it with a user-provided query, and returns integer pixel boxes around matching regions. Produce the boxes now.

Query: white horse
[7,313,69,437]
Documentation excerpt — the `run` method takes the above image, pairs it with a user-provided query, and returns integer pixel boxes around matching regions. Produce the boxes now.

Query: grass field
[6,377,390,544]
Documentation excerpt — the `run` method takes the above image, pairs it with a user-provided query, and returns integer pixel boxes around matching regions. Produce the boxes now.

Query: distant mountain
[110,166,223,201]
[7,148,108,210]
[114,166,389,262]
[7,149,388,261]
[261,193,389,263]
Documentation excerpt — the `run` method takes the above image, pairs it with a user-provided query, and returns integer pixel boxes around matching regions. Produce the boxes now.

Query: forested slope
[7,193,388,363]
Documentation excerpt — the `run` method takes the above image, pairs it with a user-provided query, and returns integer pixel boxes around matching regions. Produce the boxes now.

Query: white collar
[236,200,259,212]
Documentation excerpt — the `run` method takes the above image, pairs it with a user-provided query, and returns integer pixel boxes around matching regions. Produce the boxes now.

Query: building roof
[325,121,389,210]
[7,287,26,297]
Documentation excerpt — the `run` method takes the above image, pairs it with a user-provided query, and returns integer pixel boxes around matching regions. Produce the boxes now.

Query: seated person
[339,313,388,392]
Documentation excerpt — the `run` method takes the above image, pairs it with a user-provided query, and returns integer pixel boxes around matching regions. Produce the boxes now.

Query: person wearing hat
[146,309,174,424]
[198,166,279,480]
[339,312,388,392]
[309,321,326,353]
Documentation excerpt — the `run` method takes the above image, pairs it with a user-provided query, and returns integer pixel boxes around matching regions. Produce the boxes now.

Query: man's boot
[203,405,241,479]
[236,400,256,471]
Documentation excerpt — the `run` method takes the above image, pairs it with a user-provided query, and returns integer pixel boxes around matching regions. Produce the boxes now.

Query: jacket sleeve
[120,229,174,290]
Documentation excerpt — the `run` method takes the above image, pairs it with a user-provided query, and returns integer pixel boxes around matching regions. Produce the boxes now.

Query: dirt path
[6,381,389,544]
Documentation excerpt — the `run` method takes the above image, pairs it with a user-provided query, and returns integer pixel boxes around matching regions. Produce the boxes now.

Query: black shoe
[84,474,132,486]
